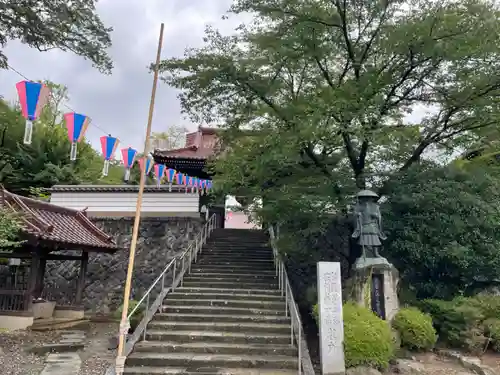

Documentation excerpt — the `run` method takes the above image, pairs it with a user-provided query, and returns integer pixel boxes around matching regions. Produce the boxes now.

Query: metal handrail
[269,225,315,375]
[105,213,219,375]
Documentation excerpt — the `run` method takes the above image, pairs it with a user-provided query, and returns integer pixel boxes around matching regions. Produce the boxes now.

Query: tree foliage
[159,0,500,192]
[0,81,137,195]
[151,125,188,150]
[383,163,500,299]
[0,208,22,249]
[0,0,113,73]
[156,0,500,299]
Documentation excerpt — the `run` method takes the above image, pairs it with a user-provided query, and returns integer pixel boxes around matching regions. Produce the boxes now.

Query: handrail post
[188,248,192,274]
[143,293,150,341]
[172,260,177,292]
[298,323,302,375]
[285,280,289,317]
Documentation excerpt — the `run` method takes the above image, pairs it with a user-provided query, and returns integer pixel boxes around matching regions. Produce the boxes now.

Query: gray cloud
[0,0,240,151]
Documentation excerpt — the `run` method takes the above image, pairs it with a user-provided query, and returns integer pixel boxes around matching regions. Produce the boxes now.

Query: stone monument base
[345,257,400,321]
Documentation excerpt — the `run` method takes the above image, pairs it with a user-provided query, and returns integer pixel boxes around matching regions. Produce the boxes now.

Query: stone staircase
[124,228,298,375]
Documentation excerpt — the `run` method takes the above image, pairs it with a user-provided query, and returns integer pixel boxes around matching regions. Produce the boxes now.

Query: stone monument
[349,189,399,321]
[317,261,345,375]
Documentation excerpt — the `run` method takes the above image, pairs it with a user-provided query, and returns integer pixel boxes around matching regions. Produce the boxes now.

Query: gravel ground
[478,352,500,374]
[0,329,60,375]
[392,353,476,375]
[78,322,118,375]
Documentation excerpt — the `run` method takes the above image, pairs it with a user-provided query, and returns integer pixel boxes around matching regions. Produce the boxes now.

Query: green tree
[383,162,500,299]
[0,208,22,249]
[0,81,135,194]
[158,0,500,194]
[151,125,187,150]
[0,0,113,73]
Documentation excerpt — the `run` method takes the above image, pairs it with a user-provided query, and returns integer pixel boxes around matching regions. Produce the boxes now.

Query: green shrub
[484,318,500,352]
[113,299,143,319]
[392,307,437,351]
[419,298,486,352]
[312,303,319,321]
[114,299,145,333]
[313,302,394,369]
[343,303,394,369]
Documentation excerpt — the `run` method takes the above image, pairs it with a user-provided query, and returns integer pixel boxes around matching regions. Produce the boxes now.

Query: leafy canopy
[0,208,23,249]
[0,81,138,195]
[383,163,500,299]
[0,0,113,73]
[158,0,500,194]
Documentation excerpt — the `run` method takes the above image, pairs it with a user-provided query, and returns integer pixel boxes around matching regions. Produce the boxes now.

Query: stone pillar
[348,261,400,321]
[317,262,345,375]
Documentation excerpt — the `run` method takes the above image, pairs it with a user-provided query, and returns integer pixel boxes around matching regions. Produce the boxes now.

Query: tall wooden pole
[115,23,165,375]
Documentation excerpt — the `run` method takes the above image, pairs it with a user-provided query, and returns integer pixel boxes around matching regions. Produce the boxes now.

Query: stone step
[197,258,274,264]
[124,366,296,375]
[134,341,297,356]
[168,291,284,301]
[182,275,276,285]
[181,280,279,289]
[205,242,269,247]
[162,305,284,316]
[189,267,276,275]
[147,321,290,335]
[203,247,271,252]
[127,352,297,370]
[164,298,285,310]
[154,313,290,324]
[193,262,275,270]
[174,287,281,295]
[126,352,297,370]
[198,256,274,263]
[145,330,292,345]
[199,252,273,259]
[204,243,271,248]
[186,271,277,279]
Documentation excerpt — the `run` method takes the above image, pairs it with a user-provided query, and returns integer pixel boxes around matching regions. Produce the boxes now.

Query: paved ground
[0,322,118,375]
[0,329,60,375]
[78,322,117,375]
[1,324,499,375]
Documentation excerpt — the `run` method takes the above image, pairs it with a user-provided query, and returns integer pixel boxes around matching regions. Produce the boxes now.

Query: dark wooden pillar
[26,252,40,310]
[75,251,88,306]
[34,256,47,299]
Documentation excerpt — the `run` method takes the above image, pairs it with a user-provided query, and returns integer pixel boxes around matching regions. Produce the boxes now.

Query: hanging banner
[138,156,154,176]
[100,135,119,176]
[154,164,166,187]
[16,80,50,145]
[192,177,200,194]
[64,112,91,160]
[199,179,206,195]
[166,168,177,192]
[176,172,186,185]
[121,147,138,181]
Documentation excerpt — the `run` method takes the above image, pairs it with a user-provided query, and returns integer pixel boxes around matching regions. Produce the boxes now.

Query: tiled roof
[153,146,214,159]
[1,188,119,252]
[49,185,190,193]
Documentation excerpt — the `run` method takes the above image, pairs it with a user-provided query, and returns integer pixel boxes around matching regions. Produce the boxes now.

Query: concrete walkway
[38,330,86,375]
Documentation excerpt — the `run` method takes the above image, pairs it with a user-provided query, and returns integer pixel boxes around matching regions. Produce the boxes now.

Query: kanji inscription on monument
[371,273,386,320]
[317,262,345,375]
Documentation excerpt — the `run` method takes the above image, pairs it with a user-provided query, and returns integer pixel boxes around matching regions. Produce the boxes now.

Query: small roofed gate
[0,187,120,319]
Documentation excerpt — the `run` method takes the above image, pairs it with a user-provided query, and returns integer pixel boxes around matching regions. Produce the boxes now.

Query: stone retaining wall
[44,217,202,313]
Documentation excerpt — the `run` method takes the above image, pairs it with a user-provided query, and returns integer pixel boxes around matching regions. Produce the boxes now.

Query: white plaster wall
[225,212,261,229]
[50,191,199,216]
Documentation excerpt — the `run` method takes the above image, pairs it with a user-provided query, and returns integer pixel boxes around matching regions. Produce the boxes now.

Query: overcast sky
[0,0,244,152]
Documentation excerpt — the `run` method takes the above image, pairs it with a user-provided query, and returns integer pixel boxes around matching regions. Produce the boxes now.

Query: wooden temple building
[152,126,219,180]
[0,187,120,329]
